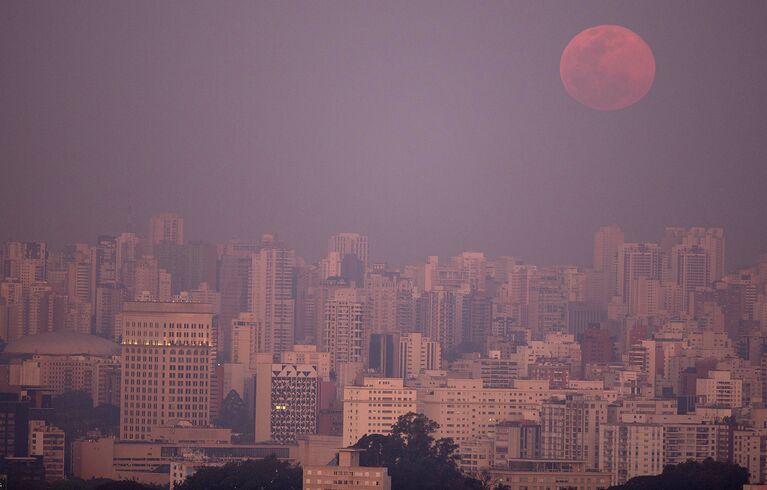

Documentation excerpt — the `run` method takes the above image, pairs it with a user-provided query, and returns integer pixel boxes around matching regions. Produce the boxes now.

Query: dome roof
[3,332,119,357]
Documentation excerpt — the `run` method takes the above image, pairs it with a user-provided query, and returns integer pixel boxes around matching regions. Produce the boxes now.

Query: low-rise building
[303,448,391,490]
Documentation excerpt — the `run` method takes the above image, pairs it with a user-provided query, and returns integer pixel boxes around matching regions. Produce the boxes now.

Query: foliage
[93,481,160,490]
[353,412,486,490]
[215,390,251,434]
[607,458,749,490]
[442,342,483,362]
[49,391,120,439]
[46,392,120,478]
[15,479,158,490]
[175,455,301,490]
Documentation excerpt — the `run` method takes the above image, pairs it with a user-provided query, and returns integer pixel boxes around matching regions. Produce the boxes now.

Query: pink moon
[560,25,656,111]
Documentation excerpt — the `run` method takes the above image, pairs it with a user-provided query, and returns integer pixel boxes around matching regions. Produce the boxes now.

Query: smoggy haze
[1,1,766,268]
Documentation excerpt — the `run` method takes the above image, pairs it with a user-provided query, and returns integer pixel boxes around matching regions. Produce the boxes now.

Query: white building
[599,423,664,485]
[342,378,417,447]
[398,332,441,379]
[324,288,365,371]
[304,449,390,490]
[696,370,743,408]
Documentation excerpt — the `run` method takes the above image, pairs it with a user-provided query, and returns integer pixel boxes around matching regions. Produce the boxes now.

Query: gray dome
[3,332,119,357]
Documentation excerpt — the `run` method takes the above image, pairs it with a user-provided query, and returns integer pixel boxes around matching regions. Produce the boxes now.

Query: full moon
[560,25,655,111]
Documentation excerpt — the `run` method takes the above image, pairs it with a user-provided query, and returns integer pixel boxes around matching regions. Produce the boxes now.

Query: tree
[176,455,301,490]
[353,412,485,490]
[47,391,120,477]
[607,458,749,490]
[94,482,159,490]
[215,390,250,434]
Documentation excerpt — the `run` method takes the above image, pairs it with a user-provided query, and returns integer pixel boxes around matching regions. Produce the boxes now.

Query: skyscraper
[323,288,364,372]
[217,252,253,360]
[254,362,319,443]
[617,243,662,313]
[230,312,265,368]
[672,244,711,311]
[249,235,296,355]
[398,332,441,379]
[119,301,214,440]
[417,288,459,349]
[593,225,624,306]
[663,227,725,283]
[148,213,184,253]
[328,233,369,267]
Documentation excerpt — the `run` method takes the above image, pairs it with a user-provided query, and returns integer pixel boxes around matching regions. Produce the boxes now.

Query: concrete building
[342,378,417,447]
[599,422,664,485]
[617,243,663,314]
[417,287,459,349]
[304,448,390,490]
[418,378,543,446]
[488,460,611,490]
[73,427,290,487]
[280,345,331,381]
[28,420,65,482]
[493,420,541,466]
[249,236,296,355]
[2,332,120,405]
[696,370,743,408]
[230,312,265,368]
[733,429,767,485]
[149,213,184,252]
[593,225,625,306]
[254,363,320,443]
[398,332,441,379]
[119,301,214,440]
[328,233,369,268]
[324,288,364,371]
[540,394,608,470]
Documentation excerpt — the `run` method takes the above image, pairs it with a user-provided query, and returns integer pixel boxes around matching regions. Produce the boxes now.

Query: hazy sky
[2,1,766,268]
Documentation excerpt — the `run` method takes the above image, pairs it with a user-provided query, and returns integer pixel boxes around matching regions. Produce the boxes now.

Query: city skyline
[3,1,767,488]
[2,2,767,269]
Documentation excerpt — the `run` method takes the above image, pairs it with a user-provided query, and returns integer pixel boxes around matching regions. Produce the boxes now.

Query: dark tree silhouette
[175,455,301,490]
[607,458,749,490]
[215,389,250,434]
[46,391,119,477]
[353,412,487,490]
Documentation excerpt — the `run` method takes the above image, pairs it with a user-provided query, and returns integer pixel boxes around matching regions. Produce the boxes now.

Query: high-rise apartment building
[328,233,369,267]
[250,235,296,355]
[617,243,662,314]
[593,225,625,305]
[672,244,711,311]
[217,252,253,360]
[91,236,118,301]
[148,213,184,252]
[461,292,492,349]
[540,394,608,469]
[230,312,265,368]
[417,288,459,349]
[599,422,664,485]
[254,362,320,443]
[398,332,441,379]
[324,288,364,372]
[342,378,417,447]
[119,301,214,440]
[663,227,725,283]
[3,241,47,286]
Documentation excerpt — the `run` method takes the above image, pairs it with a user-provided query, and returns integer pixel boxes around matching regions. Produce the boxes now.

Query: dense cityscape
[0,216,764,489]
[4,0,767,489]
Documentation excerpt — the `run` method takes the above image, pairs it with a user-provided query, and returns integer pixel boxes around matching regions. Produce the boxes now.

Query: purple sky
[1,1,766,268]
